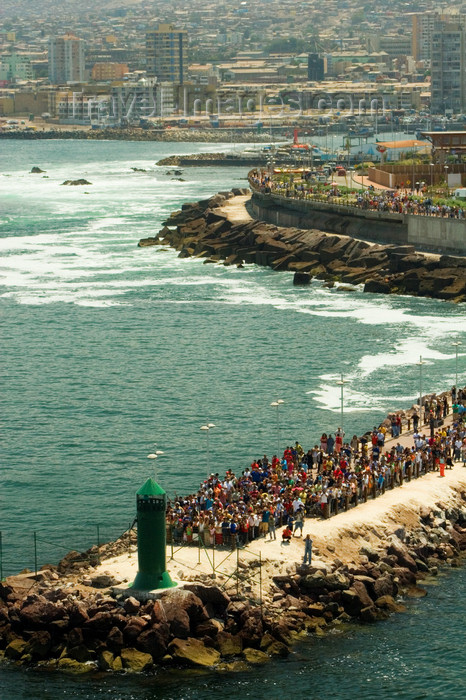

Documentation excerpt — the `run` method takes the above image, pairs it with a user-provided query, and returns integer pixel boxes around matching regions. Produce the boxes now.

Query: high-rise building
[48,34,85,84]
[307,53,324,82]
[146,24,188,83]
[431,23,466,113]
[412,12,439,62]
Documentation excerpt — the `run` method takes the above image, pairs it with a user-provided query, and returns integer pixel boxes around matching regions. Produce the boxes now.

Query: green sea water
[1,140,465,699]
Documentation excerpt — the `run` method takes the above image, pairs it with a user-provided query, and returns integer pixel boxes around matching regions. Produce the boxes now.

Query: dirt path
[216,194,252,224]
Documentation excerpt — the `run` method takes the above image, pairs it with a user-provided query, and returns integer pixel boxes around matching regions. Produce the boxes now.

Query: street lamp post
[452,341,462,394]
[417,356,426,424]
[147,448,165,480]
[429,162,434,191]
[270,399,284,457]
[444,165,449,196]
[200,423,216,476]
[336,375,349,434]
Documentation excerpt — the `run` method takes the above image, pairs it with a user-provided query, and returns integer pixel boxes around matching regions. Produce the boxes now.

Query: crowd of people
[166,388,466,552]
[248,171,465,219]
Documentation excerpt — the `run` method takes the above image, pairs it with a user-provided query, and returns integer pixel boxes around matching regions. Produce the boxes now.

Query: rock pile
[1,502,465,675]
[139,192,466,303]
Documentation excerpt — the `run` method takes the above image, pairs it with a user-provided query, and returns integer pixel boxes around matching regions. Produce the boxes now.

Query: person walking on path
[303,534,313,564]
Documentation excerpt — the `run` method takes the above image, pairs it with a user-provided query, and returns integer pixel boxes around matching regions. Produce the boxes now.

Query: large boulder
[120,647,153,672]
[122,615,149,643]
[168,637,221,667]
[57,657,96,673]
[106,626,124,654]
[375,595,407,613]
[239,614,263,648]
[137,623,170,660]
[364,278,390,294]
[85,610,126,634]
[182,583,230,611]
[217,631,243,657]
[152,589,209,639]
[322,573,350,591]
[373,574,397,599]
[19,598,66,628]
[61,179,92,186]
[4,638,27,660]
[293,271,311,285]
[387,535,418,573]
[300,571,327,591]
[242,647,269,665]
[23,630,52,660]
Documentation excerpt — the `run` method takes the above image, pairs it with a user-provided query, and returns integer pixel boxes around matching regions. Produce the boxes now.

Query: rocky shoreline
[1,489,465,675]
[139,190,466,303]
[157,153,272,167]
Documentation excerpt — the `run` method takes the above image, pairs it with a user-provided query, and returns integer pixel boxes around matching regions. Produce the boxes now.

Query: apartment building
[48,34,85,84]
[431,23,466,113]
[146,24,188,83]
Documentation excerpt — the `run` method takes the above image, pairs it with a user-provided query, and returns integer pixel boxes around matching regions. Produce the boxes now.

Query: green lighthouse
[131,477,176,591]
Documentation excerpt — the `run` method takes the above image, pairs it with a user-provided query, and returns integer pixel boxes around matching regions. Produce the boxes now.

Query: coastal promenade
[249,176,466,255]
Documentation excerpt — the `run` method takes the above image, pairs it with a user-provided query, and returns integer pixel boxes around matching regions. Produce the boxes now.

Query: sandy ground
[216,195,252,224]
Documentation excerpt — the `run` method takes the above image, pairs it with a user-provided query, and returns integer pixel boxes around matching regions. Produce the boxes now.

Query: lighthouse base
[131,570,177,592]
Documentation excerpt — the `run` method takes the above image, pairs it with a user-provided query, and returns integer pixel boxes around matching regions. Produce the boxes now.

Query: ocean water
[1,140,465,698]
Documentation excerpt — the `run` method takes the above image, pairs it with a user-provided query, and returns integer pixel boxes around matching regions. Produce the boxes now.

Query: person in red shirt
[281,526,292,543]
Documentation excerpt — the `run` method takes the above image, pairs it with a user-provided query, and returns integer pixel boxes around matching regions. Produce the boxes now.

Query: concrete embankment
[250,190,466,256]
[139,190,466,303]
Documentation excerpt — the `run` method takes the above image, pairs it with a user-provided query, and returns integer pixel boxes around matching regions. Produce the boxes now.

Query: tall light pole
[270,399,284,457]
[200,423,215,476]
[417,356,426,423]
[336,375,349,433]
[147,447,165,480]
[452,341,462,393]
[429,162,434,191]
[444,165,449,196]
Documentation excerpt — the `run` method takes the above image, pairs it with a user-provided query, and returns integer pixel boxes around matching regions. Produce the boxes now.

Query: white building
[48,34,85,84]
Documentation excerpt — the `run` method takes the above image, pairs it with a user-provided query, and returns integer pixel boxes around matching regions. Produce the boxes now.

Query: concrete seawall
[249,191,466,255]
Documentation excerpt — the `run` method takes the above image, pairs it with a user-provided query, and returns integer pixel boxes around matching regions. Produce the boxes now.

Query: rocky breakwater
[1,496,466,675]
[139,192,466,303]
